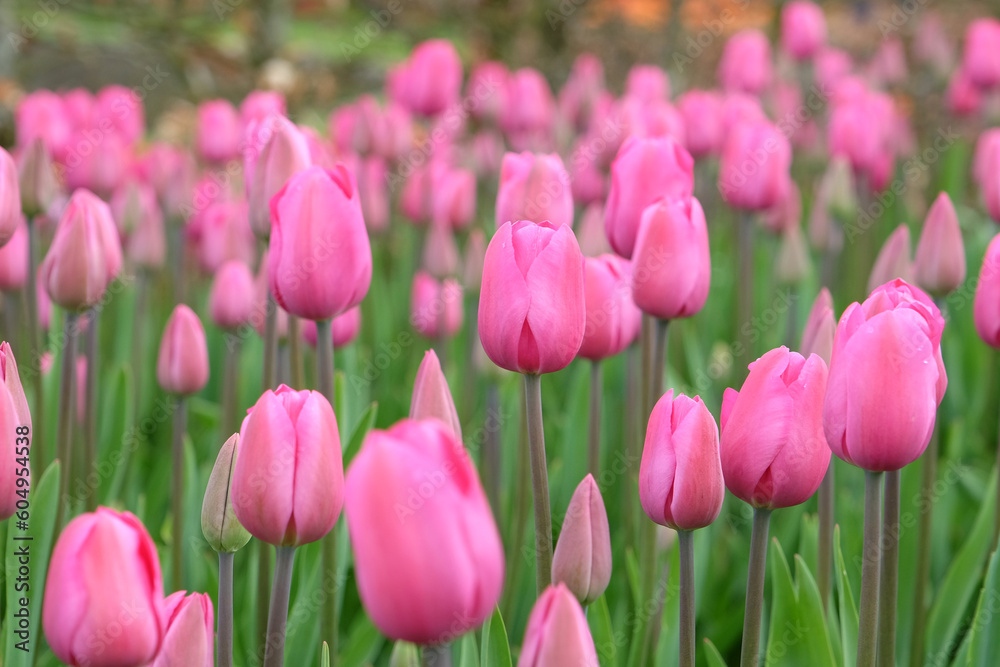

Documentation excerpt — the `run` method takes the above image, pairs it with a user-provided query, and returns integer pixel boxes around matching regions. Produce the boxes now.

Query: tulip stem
[83,310,99,511]
[422,644,452,667]
[25,217,44,473]
[263,291,279,392]
[316,318,339,658]
[524,373,553,593]
[587,360,602,477]
[131,270,149,419]
[909,428,938,667]
[222,339,241,437]
[878,469,900,667]
[623,345,638,553]
[218,551,235,667]
[288,316,304,389]
[678,530,696,667]
[818,465,834,613]
[857,470,883,667]
[54,311,80,532]
[737,212,755,379]
[483,383,501,516]
[263,546,296,667]
[171,396,188,591]
[651,319,669,402]
[740,508,771,667]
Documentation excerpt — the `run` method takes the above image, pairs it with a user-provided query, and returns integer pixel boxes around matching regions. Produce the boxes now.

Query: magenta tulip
[157,304,209,396]
[518,584,599,667]
[152,592,213,667]
[914,192,966,296]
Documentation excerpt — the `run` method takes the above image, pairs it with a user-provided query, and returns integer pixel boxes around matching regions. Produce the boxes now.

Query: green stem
[131,271,148,418]
[878,469,900,667]
[737,212,755,380]
[288,316,304,389]
[256,542,271,654]
[263,546,296,667]
[422,643,452,667]
[623,345,638,557]
[909,429,937,667]
[316,318,338,658]
[523,373,552,593]
[818,465,834,614]
[54,311,80,532]
[263,291,278,393]
[222,340,240,438]
[587,360,602,477]
[857,470,883,667]
[740,508,771,667]
[679,530,695,667]
[651,319,669,402]
[483,383,501,516]
[83,310,99,512]
[218,551,235,667]
[171,396,188,591]
[25,217,44,473]
[502,402,531,619]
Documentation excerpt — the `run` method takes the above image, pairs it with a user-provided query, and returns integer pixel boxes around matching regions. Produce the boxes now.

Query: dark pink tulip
[946,68,983,117]
[718,119,791,212]
[717,29,773,95]
[631,196,711,320]
[868,224,913,295]
[431,165,476,229]
[0,342,30,519]
[800,288,835,365]
[152,592,213,667]
[95,85,144,145]
[15,90,72,159]
[210,260,257,330]
[157,304,209,396]
[579,254,642,361]
[43,508,164,667]
[301,306,362,349]
[496,152,573,229]
[246,115,312,239]
[345,418,503,644]
[479,220,586,374]
[677,90,724,158]
[605,135,694,258]
[974,234,1000,348]
[410,349,462,440]
[232,385,344,546]
[914,192,966,296]
[518,584,599,667]
[240,90,286,127]
[403,39,463,116]
[501,68,556,151]
[962,18,1000,90]
[551,474,612,605]
[640,390,723,530]
[0,219,28,291]
[411,271,463,340]
[0,147,21,246]
[824,280,947,472]
[467,61,510,123]
[196,100,242,164]
[720,347,829,509]
[625,64,670,102]
[196,200,255,274]
[269,165,372,321]
[780,0,826,61]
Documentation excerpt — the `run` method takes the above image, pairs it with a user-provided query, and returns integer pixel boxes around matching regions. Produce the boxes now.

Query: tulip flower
[431,165,476,230]
[196,99,243,164]
[625,64,669,102]
[975,234,1000,349]
[210,260,257,331]
[717,29,773,94]
[569,139,606,205]
[781,1,826,61]
[552,475,612,605]
[43,508,164,667]
[245,115,312,240]
[241,90,286,126]
[17,137,59,218]
[496,152,573,229]
[801,288,835,365]
[914,192,966,297]
[0,147,21,246]
[677,90,723,158]
[946,68,983,117]
[124,184,166,271]
[95,85,144,145]
[0,342,30,520]
[962,18,1000,90]
[195,200,256,275]
[269,165,372,321]
[467,61,509,123]
[867,224,913,297]
[559,54,605,130]
[409,350,462,440]
[301,306,362,349]
[15,90,72,160]
[358,155,390,234]
[0,219,28,292]
[500,68,557,151]
[399,39,463,117]
[345,418,504,644]
[518,584,599,667]
[411,272,463,341]
[422,219,459,279]
[157,305,209,396]
[153,592,213,667]
[718,119,791,212]
[579,254,642,361]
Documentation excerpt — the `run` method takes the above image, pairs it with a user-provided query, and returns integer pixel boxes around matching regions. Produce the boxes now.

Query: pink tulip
[828,88,896,184]
[471,130,504,177]
[559,54,605,131]
[479,220,586,374]
[579,254,642,361]
[914,192,966,296]
[402,39,463,116]
[15,90,72,160]
[496,152,573,229]
[421,219,459,278]
[677,90,723,158]
[974,234,1000,348]
[0,342,30,519]
[625,65,670,102]
[411,272,463,340]
[963,18,1000,90]
[0,219,28,291]
[400,162,433,225]
[375,102,414,162]
[95,85,144,145]
[518,584,599,667]
[500,68,557,151]
[868,224,913,294]
[761,177,801,234]
[196,200,256,274]
[43,508,164,667]
[605,135,694,258]
[719,120,791,212]
[640,390,723,530]
[974,128,1000,196]
[718,29,773,94]
[824,279,947,471]
[431,165,476,230]
[240,90,286,126]
[631,197,711,320]
[780,1,826,61]
[467,61,509,123]
[568,139,606,206]
[577,203,611,257]
[462,229,487,293]
[126,195,166,271]
[62,88,95,130]
[345,418,503,644]
[152,592,213,667]
[40,189,123,311]
[245,115,312,239]
[232,385,344,546]
[719,92,768,139]
[946,68,983,117]
[157,304,209,396]
[410,349,462,440]
[720,347,830,509]
[196,100,243,164]
[551,474,612,605]
[800,288,835,365]
[358,156,390,234]
[269,165,372,321]
[62,128,130,197]
[210,260,257,330]
[0,147,22,246]
[301,306,362,348]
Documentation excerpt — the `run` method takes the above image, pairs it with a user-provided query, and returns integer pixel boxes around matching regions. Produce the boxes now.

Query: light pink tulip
[467,61,509,123]
[501,68,556,151]
[677,90,723,158]
[157,304,209,395]
[358,156,390,234]
[196,200,256,274]
[409,349,462,440]
[15,90,72,160]
[717,29,773,95]
[421,219,459,278]
[401,39,463,116]
[578,255,642,361]
[551,474,612,605]
[800,288,835,365]
[577,203,611,257]
[245,115,312,240]
[0,219,28,291]
[718,120,791,212]
[0,147,22,246]
[559,54,605,131]
[868,224,913,294]
[240,90,286,127]
[17,137,60,217]
[0,342,30,519]
[152,592,213,667]
[518,584,599,667]
[431,165,476,229]
[411,272,463,340]
[625,65,670,102]
[210,260,257,330]
[196,100,242,164]
[95,85,144,145]
[974,233,1000,348]
[496,152,573,229]
[946,68,983,117]
[914,192,966,296]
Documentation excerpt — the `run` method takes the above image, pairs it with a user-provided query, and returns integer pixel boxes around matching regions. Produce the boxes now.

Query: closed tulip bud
[269,165,372,320]
[346,418,503,643]
[625,64,670,102]
[718,29,773,94]
[605,136,694,258]
[0,219,28,291]
[518,584,599,667]
[962,18,1000,90]
[720,347,830,509]
[775,223,810,285]
[467,61,509,123]
[800,288,835,365]
[551,475,612,605]
[17,138,59,218]
[152,592,213,667]
[202,433,252,553]
[975,234,1000,348]
[196,100,242,164]
[569,139,606,206]
[496,152,573,229]
[240,90,286,126]
[640,391,723,530]
[40,189,123,311]
[824,280,946,471]
[302,306,362,349]
[462,229,486,293]
[403,39,463,117]
[410,350,462,440]
[973,129,1000,192]
[15,90,72,161]
[210,260,256,330]
[157,304,209,395]
[0,147,21,246]
[479,220,586,374]
[579,255,641,361]
[246,115,312,240]
[868,224,913,294]
[500,68,557,151]
[781,1,826,61]
[677,90,724,158]
[914,192,966,296]
[0,342,30,520]
[232,385,344,546]
[43,508,164,667]
[95,85,144,145]
[631,197,710,320]
[411,272,463,340]
[719,120,791,212]
[124,185,166,270]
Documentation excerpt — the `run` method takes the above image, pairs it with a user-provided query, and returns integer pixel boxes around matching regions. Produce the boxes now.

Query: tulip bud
[15,90,72,162]
[210,260,257,330]
[780,1,826,61]
[202,433,252,553]
[800,288,835,365]
[640,391,723,530]
[124,184,166,270]
[962,18,1000,90]
[0,342,30,520]
[358,156,390,234]
[500,68,557,151]
[196,100,242,164]
[400,39,463,117]
[246,115,312,240]
[0,147,22,247]
[718,29,773,94]
[868,224,913,294]
[721,347,830,509]
[677,90,724,158]
[17,138,59,218]
[518,584,600,667]
[241,90,286,126]
[625,64,669,102]
[157,304,209,395]
[719,120,791,212]
[153,591,213,667]
[196,200,256,275]
[95,85,144,145]
[0,219,28,291]
[410,350,462,440]
[411,272,463,340]
[43,508,164,667]
[975,234,1000,348]
[232,385,345,546]
[579,255,641,361]
[914,192,966,297]
[551,475,612,605]
[495,152,573,229]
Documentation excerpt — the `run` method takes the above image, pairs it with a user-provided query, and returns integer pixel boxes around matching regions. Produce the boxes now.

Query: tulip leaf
[765,538,836,667]
[98,366,134,505]
[834,525,858,667]
[321,641,330,667]
[703,638,730,667]
[458,632,479,667]
[343,401,378,465]
[960,547,1000,665]
[337,614,383,667]
[925,468,996,658]
[589,595,617,667]
[3,460,60,667]
[480,606,512,667]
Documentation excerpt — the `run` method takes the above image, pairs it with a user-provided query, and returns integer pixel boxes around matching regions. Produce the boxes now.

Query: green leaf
[98,366,135,505]
[458,632,479,667]
[834,526,859,667]
[480,606,512,667]
[703,638,730,667]
[962,548,1000,665]
[3,461,61,667]
[337,615,384,667]
[589,595,618,667]
[343,401,378,465]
